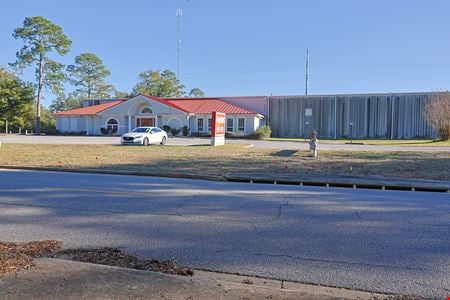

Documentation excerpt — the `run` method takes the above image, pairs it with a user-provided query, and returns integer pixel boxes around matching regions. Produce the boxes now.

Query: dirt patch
[0,240,61,276]
[52,247,194,277]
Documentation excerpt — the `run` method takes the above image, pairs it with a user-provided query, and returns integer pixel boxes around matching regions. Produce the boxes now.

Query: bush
[170,128,181,136]
[100,128,118,135]
[61,131,87,136]
[181,126,189,136]
[191,132,211,137]
[225,132,246,138]
[424,93,450,140]
[249,126,272,140]
[162,125,171,133]
[42,128,59,135]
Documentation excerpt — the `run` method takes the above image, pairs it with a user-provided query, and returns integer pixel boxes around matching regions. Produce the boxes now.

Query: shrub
[225,132,246,138]
[191,132,211,137]
[63,131,87,136]
[424,93,450,140]
[249,126,272,140]
[162,125,171,133]
[181,126,189,136]
[42,128,59,135]
[100,127,108,135]
[170,128,181,136]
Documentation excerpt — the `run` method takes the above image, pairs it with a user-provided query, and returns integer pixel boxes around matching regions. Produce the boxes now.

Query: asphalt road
[1,135,450,152]
[0,169,449,298]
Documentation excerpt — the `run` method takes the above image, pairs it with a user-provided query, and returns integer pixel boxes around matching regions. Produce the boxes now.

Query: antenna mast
[176,8,182,80]
[305,48,309,95]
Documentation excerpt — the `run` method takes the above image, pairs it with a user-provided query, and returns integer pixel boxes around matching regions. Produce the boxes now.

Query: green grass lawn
[0,143,449,181]
[266,137,450,146]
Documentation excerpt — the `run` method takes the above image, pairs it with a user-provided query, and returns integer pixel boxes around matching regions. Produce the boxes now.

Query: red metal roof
[53,95,258,116]
[140,94,190,113]
[53,100,125,115]
[165,98,257,114]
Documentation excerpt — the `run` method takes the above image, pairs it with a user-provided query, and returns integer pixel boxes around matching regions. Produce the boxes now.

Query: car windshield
[132,127,149,133]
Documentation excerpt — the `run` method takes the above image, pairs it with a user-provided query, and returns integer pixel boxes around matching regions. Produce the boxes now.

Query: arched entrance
[134,103,155,127]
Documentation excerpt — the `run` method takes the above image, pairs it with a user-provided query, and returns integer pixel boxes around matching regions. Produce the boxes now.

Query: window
[152,128,161,133]
[106,119,118,133]
[132,127,147,133]
[197,118,204,132]
[208,118,212,132]
[141,107,152,114]
[226,118,234,132]
[238,118,245,132]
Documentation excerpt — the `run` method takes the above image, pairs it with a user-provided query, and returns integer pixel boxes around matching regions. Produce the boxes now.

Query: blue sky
[1,0,450,106]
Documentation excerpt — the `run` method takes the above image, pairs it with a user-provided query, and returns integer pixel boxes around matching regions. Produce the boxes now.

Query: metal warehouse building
[266,92,439,139]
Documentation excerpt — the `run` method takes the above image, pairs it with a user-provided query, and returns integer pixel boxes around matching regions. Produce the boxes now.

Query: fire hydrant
[309,131,318,158]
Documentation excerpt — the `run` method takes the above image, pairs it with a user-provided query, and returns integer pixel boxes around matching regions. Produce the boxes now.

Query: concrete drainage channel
[225,174,450,194]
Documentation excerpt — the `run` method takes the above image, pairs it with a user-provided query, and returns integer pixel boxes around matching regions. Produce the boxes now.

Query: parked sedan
[121,127,168,146]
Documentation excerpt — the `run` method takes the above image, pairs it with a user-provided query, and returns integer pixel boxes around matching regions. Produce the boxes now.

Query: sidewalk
[0,258,387,300]
[226,172,450,193]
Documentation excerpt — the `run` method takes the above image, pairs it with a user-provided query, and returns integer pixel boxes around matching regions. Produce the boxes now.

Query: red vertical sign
[212,112,225,137]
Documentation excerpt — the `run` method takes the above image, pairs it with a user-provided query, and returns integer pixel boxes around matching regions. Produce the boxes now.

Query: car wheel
[143,138,149,146]
[160,136,167,145]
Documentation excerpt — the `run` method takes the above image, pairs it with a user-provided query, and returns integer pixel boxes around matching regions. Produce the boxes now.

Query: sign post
[211,112,225,146]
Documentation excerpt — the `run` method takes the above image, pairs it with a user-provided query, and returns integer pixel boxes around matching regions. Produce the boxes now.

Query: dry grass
[0,143,449,180]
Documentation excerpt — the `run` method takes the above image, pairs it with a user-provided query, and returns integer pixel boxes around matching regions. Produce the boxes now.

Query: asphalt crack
[275,201,289,220]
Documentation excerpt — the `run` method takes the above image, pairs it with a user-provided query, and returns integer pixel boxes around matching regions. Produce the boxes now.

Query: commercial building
[54,92,439,139]
[54,94,264,136]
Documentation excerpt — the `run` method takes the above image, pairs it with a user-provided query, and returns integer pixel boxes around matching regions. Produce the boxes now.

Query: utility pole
[305,48,309,95]
[176,8,182,80]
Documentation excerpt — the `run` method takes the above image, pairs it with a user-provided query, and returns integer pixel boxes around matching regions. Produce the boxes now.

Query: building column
[128,115,131,132]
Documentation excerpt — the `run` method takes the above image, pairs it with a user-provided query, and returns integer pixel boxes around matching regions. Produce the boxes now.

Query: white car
[121,127,168,146]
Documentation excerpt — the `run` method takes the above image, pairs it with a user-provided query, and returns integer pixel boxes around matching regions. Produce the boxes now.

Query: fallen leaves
[52,247,195,276]
[0,240,62,276]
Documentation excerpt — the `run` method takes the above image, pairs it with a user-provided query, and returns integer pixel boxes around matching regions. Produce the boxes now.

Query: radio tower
[305,48,309,95]
[176,8,182,80]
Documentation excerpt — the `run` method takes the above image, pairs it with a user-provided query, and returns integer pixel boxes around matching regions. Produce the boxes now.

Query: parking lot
[0,135,208,146]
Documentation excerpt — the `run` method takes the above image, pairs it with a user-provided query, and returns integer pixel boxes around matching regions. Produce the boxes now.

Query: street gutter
[226,172,450,193]
[1,165,449,193]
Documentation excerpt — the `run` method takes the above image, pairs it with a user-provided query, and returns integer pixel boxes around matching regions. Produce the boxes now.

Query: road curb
[0,165,226,182]
[0,258,388,300]
[225,173,450,193]
[2,165,449,193]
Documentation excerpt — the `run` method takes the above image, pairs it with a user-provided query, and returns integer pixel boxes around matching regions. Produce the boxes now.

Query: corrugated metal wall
[268,93,437,139]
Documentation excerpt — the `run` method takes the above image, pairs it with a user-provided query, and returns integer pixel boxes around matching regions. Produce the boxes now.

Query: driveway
[0,169,448,298]
[1,135,450,152]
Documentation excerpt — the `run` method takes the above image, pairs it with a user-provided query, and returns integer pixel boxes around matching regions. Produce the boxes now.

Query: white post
[5,121,8,134]
[128,115,131,132]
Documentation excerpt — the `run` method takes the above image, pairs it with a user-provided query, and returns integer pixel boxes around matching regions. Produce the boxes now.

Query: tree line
[1,16,204,134]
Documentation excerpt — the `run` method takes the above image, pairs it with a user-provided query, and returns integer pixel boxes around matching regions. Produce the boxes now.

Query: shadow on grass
[50,151,450,181]
[270,150,299,157]
[367,139,447,146]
